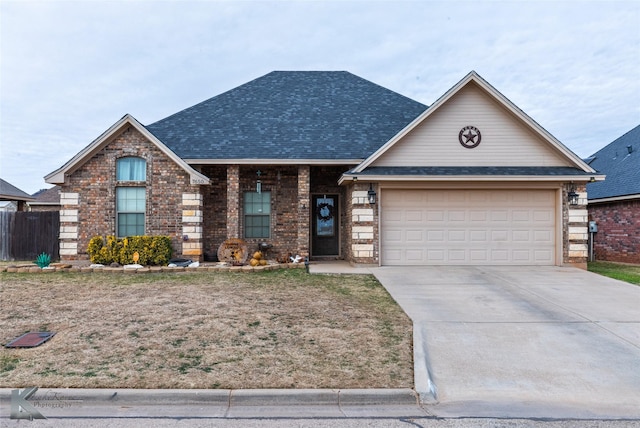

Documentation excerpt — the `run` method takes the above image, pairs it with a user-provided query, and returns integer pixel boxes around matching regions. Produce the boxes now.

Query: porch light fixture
[568,185,579,206]
[367,184,377,205]
[256,170,262,194]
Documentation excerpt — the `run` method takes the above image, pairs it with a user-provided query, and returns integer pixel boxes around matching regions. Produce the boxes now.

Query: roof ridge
[145,71,427,161]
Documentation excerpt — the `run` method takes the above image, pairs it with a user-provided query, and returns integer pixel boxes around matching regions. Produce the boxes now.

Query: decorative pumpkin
[259,259,267,266]
[250,258,259,267]
[253,251,263,260]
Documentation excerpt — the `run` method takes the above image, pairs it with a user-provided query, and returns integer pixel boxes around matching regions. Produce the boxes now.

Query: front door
[311,195,339,257]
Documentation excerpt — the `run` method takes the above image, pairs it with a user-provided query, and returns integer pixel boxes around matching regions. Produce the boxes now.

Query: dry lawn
[0,269,413,389]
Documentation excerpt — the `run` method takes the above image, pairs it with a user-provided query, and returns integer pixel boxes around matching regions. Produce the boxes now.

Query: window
[116,157,146,237]
[244,191,271,238]
[116,187,145,237]
[117,157,146,181]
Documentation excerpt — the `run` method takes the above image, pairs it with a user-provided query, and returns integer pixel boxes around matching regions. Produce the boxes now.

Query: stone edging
[1,263,307,274]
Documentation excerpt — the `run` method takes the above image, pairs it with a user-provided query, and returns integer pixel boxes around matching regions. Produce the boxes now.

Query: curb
[0,388,419,407]
[413,323,438,404]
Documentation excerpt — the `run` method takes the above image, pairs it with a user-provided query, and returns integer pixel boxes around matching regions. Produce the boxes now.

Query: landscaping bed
[0,269,413,389]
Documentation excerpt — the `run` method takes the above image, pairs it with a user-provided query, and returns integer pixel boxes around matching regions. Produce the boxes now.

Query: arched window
[116,157,146,181]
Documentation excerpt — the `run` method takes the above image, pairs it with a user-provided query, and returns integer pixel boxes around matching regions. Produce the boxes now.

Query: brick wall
[234,165,321,261]
[201,165,228,261]
[589,199,640,264]
[28,205,60,212]
[199,165,321,262]
[296,165,310,258]
[61,127,198,260]
[62,130,350,263]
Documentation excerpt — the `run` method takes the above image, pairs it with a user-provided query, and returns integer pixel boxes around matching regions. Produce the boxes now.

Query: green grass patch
[0,355,20,373]
[588,261,640,285]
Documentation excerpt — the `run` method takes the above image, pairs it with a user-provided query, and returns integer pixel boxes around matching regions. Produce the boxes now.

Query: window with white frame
[244,191,270,239]
[116,157,146,237]
[116,187,145,237]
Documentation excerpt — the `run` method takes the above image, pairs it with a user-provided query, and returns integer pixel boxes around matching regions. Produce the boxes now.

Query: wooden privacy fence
[0,211,60,261]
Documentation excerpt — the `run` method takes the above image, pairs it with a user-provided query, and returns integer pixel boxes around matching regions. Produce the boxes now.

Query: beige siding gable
[372,82,570,168]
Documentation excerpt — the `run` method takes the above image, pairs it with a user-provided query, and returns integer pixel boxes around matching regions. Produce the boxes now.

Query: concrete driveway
[372,266,640,419]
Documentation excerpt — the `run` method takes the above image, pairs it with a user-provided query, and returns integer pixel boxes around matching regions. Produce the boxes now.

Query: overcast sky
[1,0,638,194]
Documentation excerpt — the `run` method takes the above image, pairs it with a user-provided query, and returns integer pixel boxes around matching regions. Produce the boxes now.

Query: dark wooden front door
[311,195,339,256]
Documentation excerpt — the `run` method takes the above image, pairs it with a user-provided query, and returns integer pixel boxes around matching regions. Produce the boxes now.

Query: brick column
[59,192,79,260]
[349,184,377,265]
[182,192,203,261]
[565,183,588,269]
[297,165,310,257]
[227,165,240,239]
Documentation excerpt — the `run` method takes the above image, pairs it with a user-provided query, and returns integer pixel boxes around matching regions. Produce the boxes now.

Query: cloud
[1,0,638,193]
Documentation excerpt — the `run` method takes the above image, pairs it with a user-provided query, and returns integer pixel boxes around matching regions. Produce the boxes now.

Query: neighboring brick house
[0,178,35,212]
[45,71,601,267]
[28,186,61,212]
[586,125,640,264]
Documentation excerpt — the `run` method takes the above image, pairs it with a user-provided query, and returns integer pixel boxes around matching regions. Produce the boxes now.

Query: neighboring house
[0,178,35,212]
[45,71,602,267]
[0,201,17,212]
[28,186,62,212]
[586,125,640,264]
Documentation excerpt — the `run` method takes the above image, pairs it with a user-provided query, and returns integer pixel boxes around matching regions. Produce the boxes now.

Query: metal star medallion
[458,126,481,148]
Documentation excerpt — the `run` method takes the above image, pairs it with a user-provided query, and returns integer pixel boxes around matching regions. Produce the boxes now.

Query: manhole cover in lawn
[5,332,56,348]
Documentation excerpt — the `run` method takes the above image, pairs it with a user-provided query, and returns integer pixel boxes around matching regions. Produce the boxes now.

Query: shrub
[87,235,173,266]
[35,252,51,268]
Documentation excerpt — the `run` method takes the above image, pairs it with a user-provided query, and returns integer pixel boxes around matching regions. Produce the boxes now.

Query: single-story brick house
[28,186,61,212]
[586,125,640,264]
[45,71,602,267]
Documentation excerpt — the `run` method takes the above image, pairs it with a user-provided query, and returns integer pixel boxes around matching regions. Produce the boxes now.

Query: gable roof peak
[45,114,210,186]
[353,70,596,174]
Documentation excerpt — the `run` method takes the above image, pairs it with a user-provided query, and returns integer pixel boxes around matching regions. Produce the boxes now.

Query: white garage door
[381,189,556,265]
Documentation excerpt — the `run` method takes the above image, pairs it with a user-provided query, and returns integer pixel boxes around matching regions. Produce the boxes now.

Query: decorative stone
[124,264,144,269]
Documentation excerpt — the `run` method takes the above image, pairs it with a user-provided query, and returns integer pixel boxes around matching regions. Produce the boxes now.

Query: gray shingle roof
[587,125,640,200]
[31,186,61,204]
[146,71,427,161]
[0,178,35,201]
[349,166,593,176]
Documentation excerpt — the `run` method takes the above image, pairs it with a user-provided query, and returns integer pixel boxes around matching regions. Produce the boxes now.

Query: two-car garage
[380,188,558,266]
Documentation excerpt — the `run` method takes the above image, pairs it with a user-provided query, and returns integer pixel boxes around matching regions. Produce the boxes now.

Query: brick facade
[201,165,228,261]
[199,165,344,262]
[60,127,198,260]
[589,199,640,264]
[58,127,589,268]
